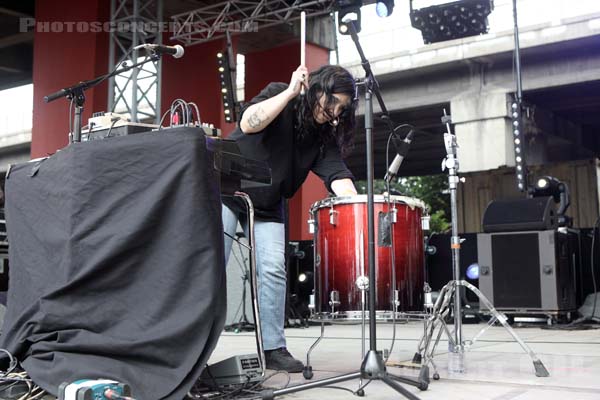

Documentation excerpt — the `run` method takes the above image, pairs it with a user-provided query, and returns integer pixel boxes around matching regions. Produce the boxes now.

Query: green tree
[356,175,450,233]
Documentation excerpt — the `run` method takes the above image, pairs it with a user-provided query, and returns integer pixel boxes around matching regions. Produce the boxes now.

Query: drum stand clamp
[412,111,549,381]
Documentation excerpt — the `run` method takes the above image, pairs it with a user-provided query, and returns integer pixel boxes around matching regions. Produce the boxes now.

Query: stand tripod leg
[303,321,325,379]
[261,352,423,400]
[418,283,453,360]
[381,376,422,400]
[461,280,549,377]
[417,282,458,381]
[261,372,362,399]
[388,373,429,391]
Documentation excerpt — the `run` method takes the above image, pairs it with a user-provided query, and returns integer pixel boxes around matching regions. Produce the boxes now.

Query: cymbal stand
[414,112,549,379]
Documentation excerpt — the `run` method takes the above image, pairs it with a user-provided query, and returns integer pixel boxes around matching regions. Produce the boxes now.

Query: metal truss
[108,0,163,123]
[170,0,337,46]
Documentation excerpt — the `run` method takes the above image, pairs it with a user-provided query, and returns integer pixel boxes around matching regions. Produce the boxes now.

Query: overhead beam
[0,6,32,18]
[0,32,34,50]
[170,0,376,46]
[0,65,24,74]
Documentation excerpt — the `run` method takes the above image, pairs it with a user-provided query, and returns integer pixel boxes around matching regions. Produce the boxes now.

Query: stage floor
[209,321,600,400]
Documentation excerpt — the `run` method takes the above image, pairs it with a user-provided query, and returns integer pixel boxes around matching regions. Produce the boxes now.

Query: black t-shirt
[222,82,354,222]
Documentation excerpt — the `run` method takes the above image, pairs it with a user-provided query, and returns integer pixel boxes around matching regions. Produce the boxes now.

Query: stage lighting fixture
[296,271,314,297]
[376,0,394,17]
[217,51,237,123]
[337,0,362,35]
[466,263,479,280]
[410,0,494,44]
[510,99,528,192]
[530,175,571,225]
[531,176,562,202]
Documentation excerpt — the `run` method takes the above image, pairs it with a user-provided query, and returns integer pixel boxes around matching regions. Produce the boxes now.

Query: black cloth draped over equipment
[0,128,226,400]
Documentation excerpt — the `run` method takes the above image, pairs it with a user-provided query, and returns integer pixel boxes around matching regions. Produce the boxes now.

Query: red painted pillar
[161,37,233,131]
[244,42,330,241]
[31,0,110,158]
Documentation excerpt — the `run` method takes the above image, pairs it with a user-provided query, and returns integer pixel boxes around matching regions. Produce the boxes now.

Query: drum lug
[329,209,338,225]
[308,218,315,234]
[309,294,316,312]
[355,276,369,291]
[421,215,431,231]
[394,289,400,307]
[390,208,397,223]
[329,290,340,313]
[423,282,434,309]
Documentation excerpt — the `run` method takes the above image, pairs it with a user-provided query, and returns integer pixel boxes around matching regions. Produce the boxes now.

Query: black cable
[550,219,600,328]
[69,97,74,140]
[104,388,137,400]
[189,366,291,400]
[0,349,18,377]
[320,379,373,395]
[320,385,356,394]
[382,124,416,363]
[0,380,20,396]
[105,118,120,138]
[589,217,599,321]
[356,379,372,393]
[157,109,170,130]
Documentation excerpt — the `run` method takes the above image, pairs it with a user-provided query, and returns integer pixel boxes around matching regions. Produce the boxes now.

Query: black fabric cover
[0,128,226,400]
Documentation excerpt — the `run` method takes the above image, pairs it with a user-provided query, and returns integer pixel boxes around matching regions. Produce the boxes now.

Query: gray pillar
[451,90,515,173]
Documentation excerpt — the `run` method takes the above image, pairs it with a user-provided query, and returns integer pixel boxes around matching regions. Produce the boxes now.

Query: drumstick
[300,11,306,95]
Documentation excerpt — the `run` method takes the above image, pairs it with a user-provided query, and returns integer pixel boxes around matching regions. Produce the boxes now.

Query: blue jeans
[222,204,287,351]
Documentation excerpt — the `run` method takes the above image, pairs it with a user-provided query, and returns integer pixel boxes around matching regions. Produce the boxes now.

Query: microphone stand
[258,21,427,400]
[44,52,161,144]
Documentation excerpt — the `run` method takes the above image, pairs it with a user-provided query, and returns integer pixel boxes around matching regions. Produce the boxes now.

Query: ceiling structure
[0,0,34,91]
[0,0,598,178]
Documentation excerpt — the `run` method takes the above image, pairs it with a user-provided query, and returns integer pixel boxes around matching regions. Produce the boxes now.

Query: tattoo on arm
[247,106,268,129]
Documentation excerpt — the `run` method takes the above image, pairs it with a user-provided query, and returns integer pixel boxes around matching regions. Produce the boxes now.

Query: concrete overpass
[343,12,600,180]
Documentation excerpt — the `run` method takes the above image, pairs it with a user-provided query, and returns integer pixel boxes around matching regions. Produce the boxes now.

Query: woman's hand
[286,65,309,98]
[331,178,357,197]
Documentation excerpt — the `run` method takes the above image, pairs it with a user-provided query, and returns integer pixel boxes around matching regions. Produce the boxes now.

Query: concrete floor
[207,321,600,400]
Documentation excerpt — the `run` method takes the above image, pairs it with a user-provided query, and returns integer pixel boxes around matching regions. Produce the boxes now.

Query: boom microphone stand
[259,21,426,400]
[44,51,161,144]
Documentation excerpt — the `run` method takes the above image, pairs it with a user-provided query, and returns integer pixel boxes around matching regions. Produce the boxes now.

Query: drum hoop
[310,195,427,212]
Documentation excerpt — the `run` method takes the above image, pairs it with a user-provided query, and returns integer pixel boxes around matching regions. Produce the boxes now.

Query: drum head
[310,194,427,213]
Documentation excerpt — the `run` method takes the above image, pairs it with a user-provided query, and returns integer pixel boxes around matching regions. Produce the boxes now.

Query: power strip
[58,380,131,400]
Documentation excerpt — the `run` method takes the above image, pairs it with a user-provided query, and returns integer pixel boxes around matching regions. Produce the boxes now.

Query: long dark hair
[294,65,357,157]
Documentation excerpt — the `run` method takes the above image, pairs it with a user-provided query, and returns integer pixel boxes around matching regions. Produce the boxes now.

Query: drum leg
[358,288,367,392]
[303,322,325,380]
[417,282,455,379]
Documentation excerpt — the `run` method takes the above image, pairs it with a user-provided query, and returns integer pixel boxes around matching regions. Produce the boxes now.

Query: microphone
[134,43,185,58]
[384,129,415,182]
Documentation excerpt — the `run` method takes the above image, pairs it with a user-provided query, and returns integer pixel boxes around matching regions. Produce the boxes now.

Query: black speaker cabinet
[427,232,479,304]
[286,240,314,306]
[477,230,577,312]
[482,196,558,233]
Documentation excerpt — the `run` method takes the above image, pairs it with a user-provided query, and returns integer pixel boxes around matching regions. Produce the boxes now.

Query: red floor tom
[309,195,426,320]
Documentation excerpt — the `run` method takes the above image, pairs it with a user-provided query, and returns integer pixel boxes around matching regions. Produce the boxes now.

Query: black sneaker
[264,347,304,373]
